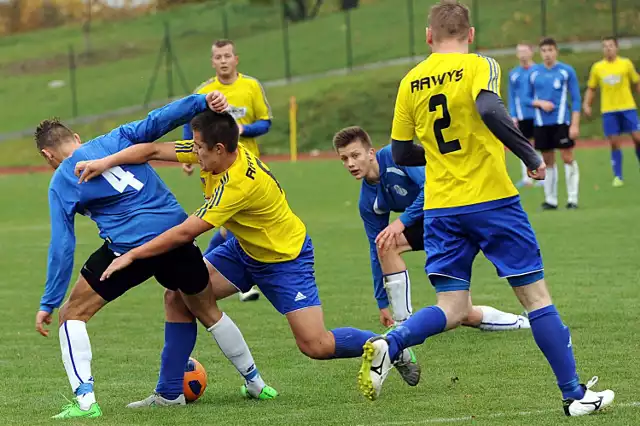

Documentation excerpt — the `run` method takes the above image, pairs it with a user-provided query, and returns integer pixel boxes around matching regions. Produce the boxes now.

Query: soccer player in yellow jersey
[76,109,421,399]
[356,1,614,416]
[584,36,640,187]
[183,39,272,301]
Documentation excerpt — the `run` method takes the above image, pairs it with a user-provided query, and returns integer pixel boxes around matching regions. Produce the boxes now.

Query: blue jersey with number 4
[40,94,209,313]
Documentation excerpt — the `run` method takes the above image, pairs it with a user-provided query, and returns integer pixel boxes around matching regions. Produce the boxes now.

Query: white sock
[207,313,265,396]
[520,161,532,183]
[477,306,529,331]
[565,160,580,205]
[59,320,95,410]
[543,164,558,206]
[383,271,412,322]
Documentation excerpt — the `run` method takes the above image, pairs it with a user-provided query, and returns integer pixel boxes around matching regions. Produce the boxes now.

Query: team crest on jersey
[393,185,408,196]
[227,105,247,120]
[553,79,561,89]
[603,74,622,85]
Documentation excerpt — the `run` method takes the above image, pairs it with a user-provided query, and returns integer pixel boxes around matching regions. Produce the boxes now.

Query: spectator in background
[182,39,273,302]
[527,38,582,210]
[508,42,542,188]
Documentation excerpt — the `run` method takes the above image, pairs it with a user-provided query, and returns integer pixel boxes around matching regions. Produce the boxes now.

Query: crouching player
[35,92,275,419]
[333,126,530,331]
[75,110,422,402]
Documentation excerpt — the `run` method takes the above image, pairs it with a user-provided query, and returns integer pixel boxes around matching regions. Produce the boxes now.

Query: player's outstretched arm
[75,142,179,183]
[476,90,544,177]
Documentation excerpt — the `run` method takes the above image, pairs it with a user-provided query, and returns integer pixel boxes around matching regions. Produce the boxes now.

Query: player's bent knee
[295,334,333,360]
[164,290,195,322]
[513,277,552,312]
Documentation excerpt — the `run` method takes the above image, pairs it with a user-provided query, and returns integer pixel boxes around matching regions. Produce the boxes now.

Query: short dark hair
[190,110,239,152]
[332,126,372,152]
[603,36,618,46]
[34,118,74,151]
[429,0,470,42]
[212,39,236,54]
[539,37,557,48]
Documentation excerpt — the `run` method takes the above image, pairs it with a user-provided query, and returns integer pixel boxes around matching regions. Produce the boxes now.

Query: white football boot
[126,392,186,408]
[239,286,260,302]
[358,336,392,400]
[563,376,615,416]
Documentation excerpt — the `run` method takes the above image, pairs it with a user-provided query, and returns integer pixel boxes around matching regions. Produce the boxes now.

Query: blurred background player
[508,42,542,188]
[527,38,582,210]
[583,36,640,187]
[358,1,614,416]
[333,126,530,331]
[183,39,273,301]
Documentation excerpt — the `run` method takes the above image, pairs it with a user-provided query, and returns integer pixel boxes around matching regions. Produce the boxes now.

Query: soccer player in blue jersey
[357,1,614,416]
[333,126,530,331]
[34,92,275,419]
[527,38,582,210]
[508,43,542,188]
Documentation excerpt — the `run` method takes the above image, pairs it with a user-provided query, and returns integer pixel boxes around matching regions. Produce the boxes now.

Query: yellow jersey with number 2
[391,53,518,216]
[175,142,307,263]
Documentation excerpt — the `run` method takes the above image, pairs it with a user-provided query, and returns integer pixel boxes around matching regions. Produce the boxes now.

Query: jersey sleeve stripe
[244,74,273,118]
[488,58,499,92]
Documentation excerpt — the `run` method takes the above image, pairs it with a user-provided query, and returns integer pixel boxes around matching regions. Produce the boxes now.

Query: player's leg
[377,226,416,325]
[621,109,640,171]
[557,125,579,208]
[126,290,196,408]
[465,296,530,331]
[474,202,613,415]
[603,112,624,185]
[358,215,475,400]
[534,126,559,209]
[204,227,228,255]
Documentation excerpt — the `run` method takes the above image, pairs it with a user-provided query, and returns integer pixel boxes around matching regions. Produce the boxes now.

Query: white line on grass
[358,402,640,425]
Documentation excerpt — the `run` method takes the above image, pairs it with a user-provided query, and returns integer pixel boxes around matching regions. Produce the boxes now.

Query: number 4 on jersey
[102,166,144,193]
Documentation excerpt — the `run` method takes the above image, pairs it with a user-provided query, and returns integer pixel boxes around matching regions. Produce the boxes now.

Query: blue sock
[386,306,447,361]
[611,149,623,179]
[75,383,93,396]
[331,327,377,358]
[205,230,227,256]
[529,305,584,400]
[155,322,197,400]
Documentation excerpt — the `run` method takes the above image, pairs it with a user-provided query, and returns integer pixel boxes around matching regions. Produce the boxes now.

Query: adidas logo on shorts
[294,292,306,302]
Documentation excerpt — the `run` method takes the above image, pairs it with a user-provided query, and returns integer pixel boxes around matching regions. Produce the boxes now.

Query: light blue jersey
[527,62,581,127]
[508,65,536,121]
[40,95,210,313]
[358,145,424,309]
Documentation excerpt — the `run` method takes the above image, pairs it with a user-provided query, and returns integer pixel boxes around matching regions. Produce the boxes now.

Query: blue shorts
[204,235,321,314]
[423,201,544,292]
[602,109,640,137]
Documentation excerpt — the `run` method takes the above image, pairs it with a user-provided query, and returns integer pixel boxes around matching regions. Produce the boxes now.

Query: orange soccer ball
[183,357,208,402]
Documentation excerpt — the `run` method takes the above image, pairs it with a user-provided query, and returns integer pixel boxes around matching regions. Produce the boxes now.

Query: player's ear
[426,27,432,45]
[468,27,475,45]
[73,133,82,144]
[40,149,53,161]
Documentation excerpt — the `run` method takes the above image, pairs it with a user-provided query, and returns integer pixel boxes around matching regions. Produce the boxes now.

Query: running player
[333,125,530,331]
[508,42,542,187]
[528,38,582,210]
[74,110,421,403]
[583,36,640,187]
[356,1,614,416]
[35,93,275,419]
[183,39,272,302]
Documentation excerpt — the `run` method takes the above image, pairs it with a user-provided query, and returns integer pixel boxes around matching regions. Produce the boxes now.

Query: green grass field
[2,46,639,168]
[1,148,639,425]
[0,0,638,134]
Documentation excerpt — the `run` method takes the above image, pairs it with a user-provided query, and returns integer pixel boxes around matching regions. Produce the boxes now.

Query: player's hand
[35,310,53,337]
[512,117,519,128]
[100,253,134,281]
[182,163,194,176]
[528,161,547,181]
[569,124,580,140]
[75,159,109,183]
[375,219,405,253]
[535,100,555,112]
[583,104,592,118]
[379,308,395,328]
[237,124,244,136]
[206,91,228,112]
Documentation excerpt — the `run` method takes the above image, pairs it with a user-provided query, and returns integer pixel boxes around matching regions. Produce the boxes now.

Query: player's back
[53,130,187,253]
[394,53,517,214]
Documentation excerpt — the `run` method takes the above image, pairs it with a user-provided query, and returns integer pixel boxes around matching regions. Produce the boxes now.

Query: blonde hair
[428,0,471,42]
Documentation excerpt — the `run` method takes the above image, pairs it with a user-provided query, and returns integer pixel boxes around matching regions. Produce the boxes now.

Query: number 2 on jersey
[429,94,461,154]
[102,166,144,193]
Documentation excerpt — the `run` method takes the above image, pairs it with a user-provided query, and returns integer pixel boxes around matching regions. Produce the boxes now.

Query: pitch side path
[0,138,625,176]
